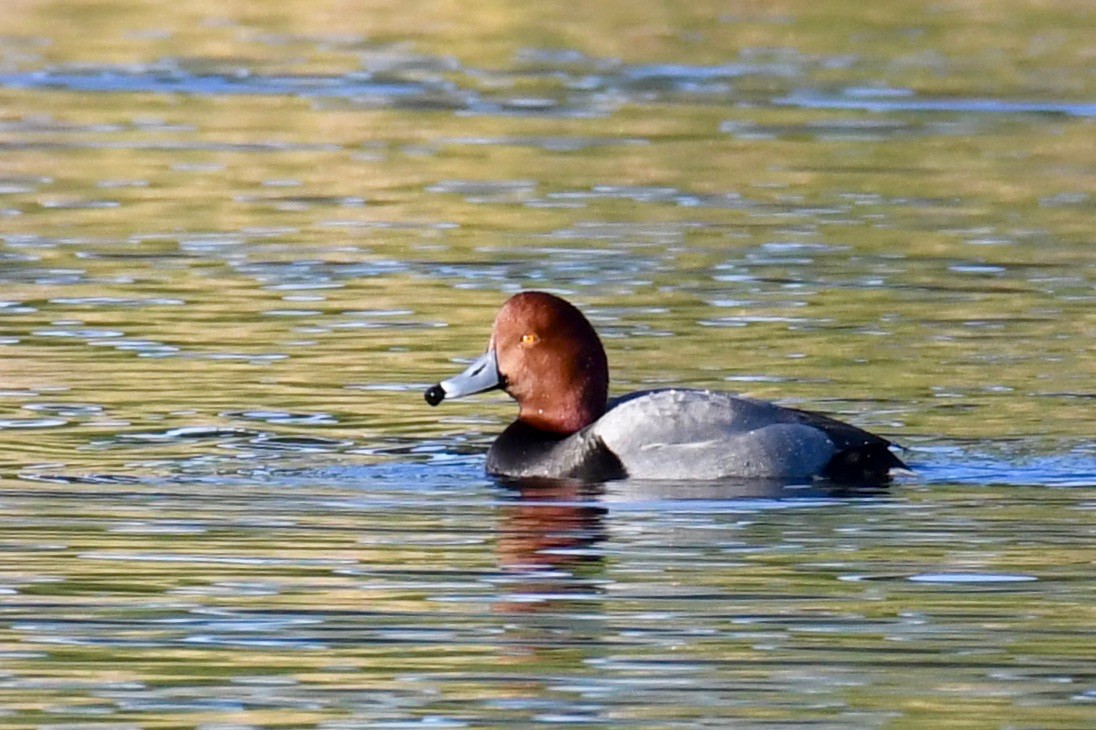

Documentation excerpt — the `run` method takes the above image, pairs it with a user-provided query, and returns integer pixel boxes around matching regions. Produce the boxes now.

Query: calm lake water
[1,1,1094,726]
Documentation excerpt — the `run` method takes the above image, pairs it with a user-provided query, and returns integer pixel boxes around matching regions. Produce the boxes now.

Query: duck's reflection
[493,478,607,606]
[492,476,889,598]
[486,475,890,706]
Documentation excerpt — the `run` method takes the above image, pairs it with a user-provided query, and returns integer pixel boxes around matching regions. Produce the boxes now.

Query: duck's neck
[519,395,604,435]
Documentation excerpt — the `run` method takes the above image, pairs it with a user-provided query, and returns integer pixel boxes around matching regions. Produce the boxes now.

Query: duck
[425,291,906,484]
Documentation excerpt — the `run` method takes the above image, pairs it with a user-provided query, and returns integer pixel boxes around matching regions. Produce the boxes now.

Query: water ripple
[4,62,1092,120]
[780,89,1096,117]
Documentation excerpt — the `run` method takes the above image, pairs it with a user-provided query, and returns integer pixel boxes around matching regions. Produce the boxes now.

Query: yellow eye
[520,333,539,347]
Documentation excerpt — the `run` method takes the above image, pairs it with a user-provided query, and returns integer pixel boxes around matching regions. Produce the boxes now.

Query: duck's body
[487,389,902,483]
[426,292,905,484]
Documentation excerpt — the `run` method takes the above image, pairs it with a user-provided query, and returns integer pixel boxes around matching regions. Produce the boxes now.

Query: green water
[1,1,1094,726]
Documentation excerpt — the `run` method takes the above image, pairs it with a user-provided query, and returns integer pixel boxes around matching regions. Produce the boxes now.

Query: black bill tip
[424,384,446,406]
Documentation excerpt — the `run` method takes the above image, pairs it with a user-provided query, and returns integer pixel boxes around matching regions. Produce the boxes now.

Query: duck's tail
[822,443,907,484]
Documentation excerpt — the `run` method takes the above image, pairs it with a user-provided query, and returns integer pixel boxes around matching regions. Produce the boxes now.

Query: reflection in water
[492,478,609,702]
[492,477,890,608]
[495,479,608,577]
[488,475,894,719]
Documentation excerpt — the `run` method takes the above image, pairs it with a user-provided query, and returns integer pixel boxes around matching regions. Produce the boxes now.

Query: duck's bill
[424,349,500,406]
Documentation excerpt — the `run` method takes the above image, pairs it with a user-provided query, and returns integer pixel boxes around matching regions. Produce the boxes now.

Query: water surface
[1,0,1094,726]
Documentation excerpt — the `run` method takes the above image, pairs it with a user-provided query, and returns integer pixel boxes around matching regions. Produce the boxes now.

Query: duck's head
[425,291,609,434]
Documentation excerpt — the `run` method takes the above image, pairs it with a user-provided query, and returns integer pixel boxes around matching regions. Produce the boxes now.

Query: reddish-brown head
[424,292,609,434]
[490,292,609,434]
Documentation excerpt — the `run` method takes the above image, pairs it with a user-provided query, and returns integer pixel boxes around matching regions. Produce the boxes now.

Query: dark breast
[486,421,626,483]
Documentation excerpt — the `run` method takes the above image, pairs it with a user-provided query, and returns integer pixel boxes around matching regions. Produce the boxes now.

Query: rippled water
[1,1,1094,726]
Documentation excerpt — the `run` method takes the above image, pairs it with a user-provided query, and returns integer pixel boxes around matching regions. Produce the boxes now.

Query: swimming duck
[425,291,906,483]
